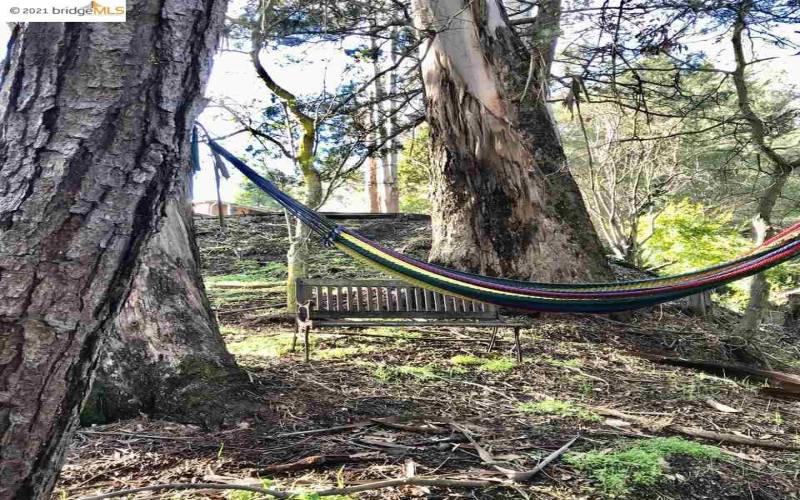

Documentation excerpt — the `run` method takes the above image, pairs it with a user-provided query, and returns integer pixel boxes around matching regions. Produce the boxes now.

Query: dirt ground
[55,215,800,499]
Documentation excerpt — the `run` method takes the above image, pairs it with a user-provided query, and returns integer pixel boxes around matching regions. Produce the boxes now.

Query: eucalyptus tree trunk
[86,174,242,426]
[411,0,611,281]
[379,29,401,213]
[0,1,227,497]
[366,157,381,212]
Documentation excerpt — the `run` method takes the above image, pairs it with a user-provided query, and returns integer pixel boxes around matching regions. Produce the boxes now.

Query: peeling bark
[411,0,610,281]
[0,0,228,497]
[86,173,244,426]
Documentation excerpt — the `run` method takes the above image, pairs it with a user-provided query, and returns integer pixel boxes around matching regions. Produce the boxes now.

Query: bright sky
[0,2,797,208]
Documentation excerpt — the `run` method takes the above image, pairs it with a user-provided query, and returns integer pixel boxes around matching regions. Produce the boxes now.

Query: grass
[450,354,484,366]
[207,261,288,284]
[227,334,303,358]
[517,399,601,422]
[447,354,518,373]
[479,357,517,373]
[566,437,722,497]
[370,363,441,382]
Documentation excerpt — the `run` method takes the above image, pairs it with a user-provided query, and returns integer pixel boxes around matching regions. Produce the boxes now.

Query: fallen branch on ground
[258,453,381,473]
[452,423,578,481]
[78,476,500,500]
[314,477,498,496]
[635,353,800,394]
[590,406,800,451]
[78,483,290,500]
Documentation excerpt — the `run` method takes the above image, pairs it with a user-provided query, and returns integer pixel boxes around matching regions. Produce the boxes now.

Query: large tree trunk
[0,1,227,497]
[84,173,244,426]
[411,0,611,281]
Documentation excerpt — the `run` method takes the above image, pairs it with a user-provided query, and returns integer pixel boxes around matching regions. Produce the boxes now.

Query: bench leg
[304,326,311,362]
[487,326,499,353]
[513,327,522,362]
[291,323,299,353]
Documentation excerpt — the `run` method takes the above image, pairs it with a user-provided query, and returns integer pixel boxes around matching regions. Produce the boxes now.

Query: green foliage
[206,261,288,284]
[450,354,484,366]
[235,181,283,210]
[227,334,304,358]
[397,125,432,214]
[641,200,749,274]
[640,200,752,308]
[517,399,600,422]
[392,364,438,380]
[478,358,517,373]
[566,437,722,497]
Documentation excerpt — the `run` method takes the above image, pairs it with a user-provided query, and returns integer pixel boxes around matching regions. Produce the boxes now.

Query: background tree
[411,0,612,281]
[0,0,228,496]
[550,0,800,358]
[219,0,423,310]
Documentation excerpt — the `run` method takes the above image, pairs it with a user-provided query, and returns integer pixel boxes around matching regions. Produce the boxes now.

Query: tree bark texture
[737,171,790,338]
[411,0,611,281]
[0,1,227,497]
[85,174,242,426]
[366,157,381,212]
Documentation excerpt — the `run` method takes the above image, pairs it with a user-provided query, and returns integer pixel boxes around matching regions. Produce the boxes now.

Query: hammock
[202,137,800,313]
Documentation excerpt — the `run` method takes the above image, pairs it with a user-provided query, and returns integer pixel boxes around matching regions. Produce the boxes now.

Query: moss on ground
[227,334,305,358]
[450,354,484,366]
[517,399,601,422]
[479,357,517,373]
[566,437,722,497]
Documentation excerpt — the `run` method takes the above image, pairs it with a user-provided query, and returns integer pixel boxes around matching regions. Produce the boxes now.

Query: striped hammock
[204,138,800,314]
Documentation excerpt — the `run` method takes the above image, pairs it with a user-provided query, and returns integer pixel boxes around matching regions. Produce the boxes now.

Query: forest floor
[55,215,800,499]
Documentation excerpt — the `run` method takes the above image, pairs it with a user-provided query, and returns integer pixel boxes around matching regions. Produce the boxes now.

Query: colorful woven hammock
[203,138,800,313]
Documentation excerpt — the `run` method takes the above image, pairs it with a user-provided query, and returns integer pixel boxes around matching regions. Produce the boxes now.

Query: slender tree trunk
[251,15,322,312]
[85,172,245,426]
[411,0,610,281]
[366,157,380,212]
[730,3,797,355]
[737,170,790,338]
[381,29,401,213]
[0,1,227,497]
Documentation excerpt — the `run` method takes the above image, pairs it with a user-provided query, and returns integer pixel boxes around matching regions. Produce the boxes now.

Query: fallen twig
[272,421,372,438]
[370,418,449,434]
[259,453,381,473]
[79,477,499,500]
[314,476,498,496]
[452,423,578,482]
[75,430,201,441]
[78,483,290,500]
[495,435,580,482]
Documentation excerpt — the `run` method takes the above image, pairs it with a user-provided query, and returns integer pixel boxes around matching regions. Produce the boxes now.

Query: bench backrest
[296,279,499,319]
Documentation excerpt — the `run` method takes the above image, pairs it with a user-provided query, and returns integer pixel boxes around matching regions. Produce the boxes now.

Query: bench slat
[297,279,499,320]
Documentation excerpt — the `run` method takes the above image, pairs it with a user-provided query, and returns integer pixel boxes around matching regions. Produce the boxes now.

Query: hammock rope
[201,136,800,313]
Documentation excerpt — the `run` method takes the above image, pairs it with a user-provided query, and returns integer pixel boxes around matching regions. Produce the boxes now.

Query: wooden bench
[294,278,525,362]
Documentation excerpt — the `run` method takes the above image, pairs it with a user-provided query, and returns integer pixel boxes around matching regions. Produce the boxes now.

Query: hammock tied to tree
[197,132,800,313]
